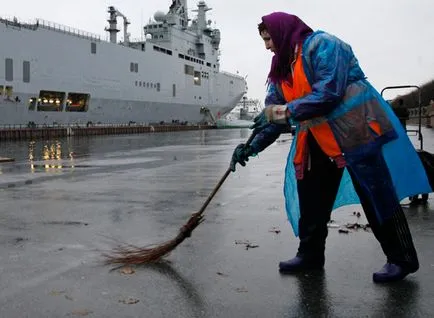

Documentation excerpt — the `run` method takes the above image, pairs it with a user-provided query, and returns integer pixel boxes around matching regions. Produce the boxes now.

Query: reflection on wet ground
[0,127,433,317]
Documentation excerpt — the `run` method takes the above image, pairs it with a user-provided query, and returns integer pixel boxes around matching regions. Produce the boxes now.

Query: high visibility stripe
[281,49,343,166]
[369,121,382,136]
[294,130,308,165]
[309,122,342,157]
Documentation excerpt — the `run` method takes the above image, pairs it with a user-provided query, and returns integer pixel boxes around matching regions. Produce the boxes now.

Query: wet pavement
[0,127,433,317]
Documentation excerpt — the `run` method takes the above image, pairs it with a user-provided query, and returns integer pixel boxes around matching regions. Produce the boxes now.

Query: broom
[103,132,257,265]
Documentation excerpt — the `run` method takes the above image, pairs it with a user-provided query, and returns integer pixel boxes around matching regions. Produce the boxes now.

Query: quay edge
[0,124,217,141]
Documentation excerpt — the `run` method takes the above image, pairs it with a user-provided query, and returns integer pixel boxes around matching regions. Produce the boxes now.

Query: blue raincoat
[251,31,432,236]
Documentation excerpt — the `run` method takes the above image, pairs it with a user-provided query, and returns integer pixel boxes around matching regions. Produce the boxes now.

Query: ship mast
[168,0,188,28]
[106,6,131,45]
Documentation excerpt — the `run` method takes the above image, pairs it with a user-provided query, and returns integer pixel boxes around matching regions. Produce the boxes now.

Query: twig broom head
[103,212,204,265]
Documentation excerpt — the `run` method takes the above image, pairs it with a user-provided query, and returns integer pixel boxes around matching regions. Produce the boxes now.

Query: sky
[4,0,434,102]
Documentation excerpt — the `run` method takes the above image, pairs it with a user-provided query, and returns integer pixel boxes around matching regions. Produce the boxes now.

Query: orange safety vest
[281,49,345,179]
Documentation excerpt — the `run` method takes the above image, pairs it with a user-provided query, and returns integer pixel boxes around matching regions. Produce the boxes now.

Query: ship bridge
[143,0,220,65]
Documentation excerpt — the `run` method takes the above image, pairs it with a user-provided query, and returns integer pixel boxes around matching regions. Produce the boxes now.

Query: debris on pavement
[216,272,229,277]
[119,266,135,275]
[352,211,362,218]
[68,309,93,316]
[268,227,281,234]
[235,287,248,293]
[119,297,140,305]
[234,240,259,250]
[327,220,340,228]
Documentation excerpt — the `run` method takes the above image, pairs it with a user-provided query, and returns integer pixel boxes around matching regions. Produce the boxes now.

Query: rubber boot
[279,255,325,273]
[372,263,417,283]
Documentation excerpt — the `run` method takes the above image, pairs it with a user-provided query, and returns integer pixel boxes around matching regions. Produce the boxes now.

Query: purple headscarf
[261,12,313,84]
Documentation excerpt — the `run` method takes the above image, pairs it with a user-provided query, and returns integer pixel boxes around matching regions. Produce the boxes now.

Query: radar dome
[154,11,166,22]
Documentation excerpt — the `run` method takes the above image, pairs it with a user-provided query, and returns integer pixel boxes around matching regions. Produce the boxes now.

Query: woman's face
[260,30,275,53]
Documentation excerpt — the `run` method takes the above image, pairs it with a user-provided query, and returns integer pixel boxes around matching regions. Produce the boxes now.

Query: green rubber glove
[230,143,254,172]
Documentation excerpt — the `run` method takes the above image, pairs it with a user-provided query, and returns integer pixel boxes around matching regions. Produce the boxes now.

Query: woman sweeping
[230,12,432,283]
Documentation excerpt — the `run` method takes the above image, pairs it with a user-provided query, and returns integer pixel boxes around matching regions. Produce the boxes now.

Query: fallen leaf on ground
[69,309,93,316]
[216,272,228,277]
[235,240,259,250]
[119,298,140,305]
[235,287,248,293]
[345,222,370,231]
[119,266,135,275]
[245,243,259,250]
[49,290,66,296]
[268,227,281,234]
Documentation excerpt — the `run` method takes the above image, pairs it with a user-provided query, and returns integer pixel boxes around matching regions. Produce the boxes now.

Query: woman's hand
[250,105,290,133]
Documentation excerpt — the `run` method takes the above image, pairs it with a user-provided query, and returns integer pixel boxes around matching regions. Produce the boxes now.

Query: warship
[0,0,247,126]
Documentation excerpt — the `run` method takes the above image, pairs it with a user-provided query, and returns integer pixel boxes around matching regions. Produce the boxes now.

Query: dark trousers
[297,134,419,271]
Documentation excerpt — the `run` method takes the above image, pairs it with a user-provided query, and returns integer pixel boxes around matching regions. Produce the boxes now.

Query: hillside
[389,79,434,108]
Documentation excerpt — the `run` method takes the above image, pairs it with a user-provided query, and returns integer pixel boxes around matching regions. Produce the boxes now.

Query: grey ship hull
[0,2,246,126]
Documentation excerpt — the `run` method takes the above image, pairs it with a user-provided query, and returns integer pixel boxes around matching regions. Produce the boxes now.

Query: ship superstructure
[226,96,263,121]
[0,0,247,126]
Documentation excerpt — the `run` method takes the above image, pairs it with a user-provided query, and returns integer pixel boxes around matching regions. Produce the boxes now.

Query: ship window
[23,61,30,83]
[28,97,37,111]
[4,86,13,99]
[134,63,138,73]
[206,62,211,67]
[156,83,160,92]
[37,90,65,112]
[91,42,97,54]
[172,84,176,97]
[179,54,185,59]
[130,62,134,72]
[5,58,13,81]
[184,65,194,75]
[147,82,149,88]
[194,71,201,86]
[65,92,90,112]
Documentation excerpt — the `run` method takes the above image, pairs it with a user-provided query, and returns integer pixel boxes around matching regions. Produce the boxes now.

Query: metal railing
[0,15,103,42]
[37,18,103,42]
[0,121,210,130]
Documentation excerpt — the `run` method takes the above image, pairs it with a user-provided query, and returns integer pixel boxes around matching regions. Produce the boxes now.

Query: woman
[230,12,431,283]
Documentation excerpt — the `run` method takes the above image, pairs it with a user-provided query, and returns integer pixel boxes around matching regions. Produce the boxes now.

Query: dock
[0,157,14,163]
[0,123,217,141]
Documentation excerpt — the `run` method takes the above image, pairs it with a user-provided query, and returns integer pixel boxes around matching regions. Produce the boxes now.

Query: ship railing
[0,16,39,30]
[0,15,103,41]
[0,122,204,130]
[36,18,103,42]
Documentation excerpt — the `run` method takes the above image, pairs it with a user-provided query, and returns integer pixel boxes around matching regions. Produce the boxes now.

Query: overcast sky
[4,0,434,102]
